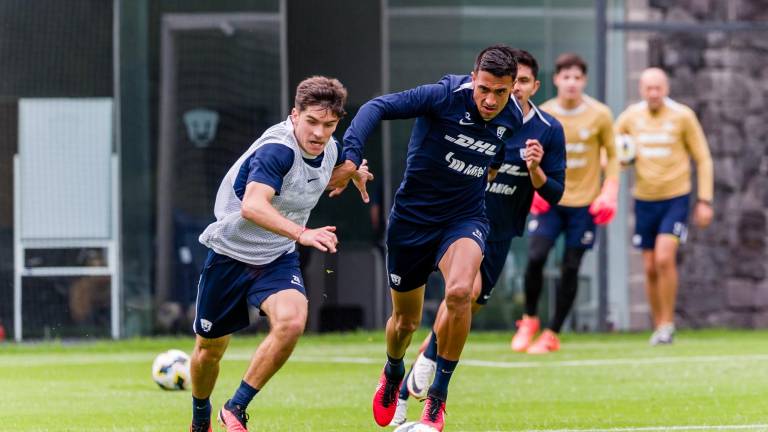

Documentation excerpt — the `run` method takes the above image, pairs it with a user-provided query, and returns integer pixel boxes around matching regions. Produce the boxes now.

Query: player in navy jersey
[330,45,523,431]
[188,76,372,432]
[389,49,566,425]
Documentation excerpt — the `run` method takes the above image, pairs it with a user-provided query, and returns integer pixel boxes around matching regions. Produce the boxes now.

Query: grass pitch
[1,329,768,431]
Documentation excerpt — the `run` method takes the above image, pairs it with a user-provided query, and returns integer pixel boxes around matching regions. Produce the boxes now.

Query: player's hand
[589,179,619,225]
[327,160,357,198]
[298,226,338,253]
[524,139,544,171]
[693,201,713,228]
[351,159,374,203]
[530,191,550,215]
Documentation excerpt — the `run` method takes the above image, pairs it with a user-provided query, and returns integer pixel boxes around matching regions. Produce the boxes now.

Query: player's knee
[562,248,585,274]
[392,312,420,334]
[273,316,306,340]
[528,236,553,266]
[654,253,675,273]
[195,342,226,365]
[444,284,472,308]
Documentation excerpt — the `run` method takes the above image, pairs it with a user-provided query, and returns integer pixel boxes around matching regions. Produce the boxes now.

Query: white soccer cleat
[389,398,409,426]
[406,353,437,400]
[649,323,675,346]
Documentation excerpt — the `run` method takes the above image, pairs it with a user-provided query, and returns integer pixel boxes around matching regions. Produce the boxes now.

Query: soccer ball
[615,133,636,165]
[152,349,191,390]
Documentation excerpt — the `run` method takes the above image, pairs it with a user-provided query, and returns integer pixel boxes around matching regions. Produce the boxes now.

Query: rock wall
[627,0,768,328]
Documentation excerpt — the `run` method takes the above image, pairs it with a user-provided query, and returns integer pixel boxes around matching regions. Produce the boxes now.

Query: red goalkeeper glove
[530,192,551,215]
[589,178,619,225]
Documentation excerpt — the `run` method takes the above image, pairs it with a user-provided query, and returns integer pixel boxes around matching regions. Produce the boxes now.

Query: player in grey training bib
[188,76,373,432]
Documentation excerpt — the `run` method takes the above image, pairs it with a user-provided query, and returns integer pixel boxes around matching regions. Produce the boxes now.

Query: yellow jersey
[540,95,619,207]
[615,98,713,202]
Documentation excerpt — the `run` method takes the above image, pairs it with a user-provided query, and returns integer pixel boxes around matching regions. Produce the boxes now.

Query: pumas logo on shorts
[673,222,688,243]
[390,273,402,286]
[290,275,303,286]
[472,229,483,240]
[528,219,539,232]
[581,231,594,245]
[632,234,642,247]
[200,319,213,333]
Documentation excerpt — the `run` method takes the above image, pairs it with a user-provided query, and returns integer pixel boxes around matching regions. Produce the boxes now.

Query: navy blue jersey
[485,103,566,240]
[343,74,523,225]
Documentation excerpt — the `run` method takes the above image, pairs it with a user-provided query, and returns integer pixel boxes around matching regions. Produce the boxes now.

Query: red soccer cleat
[217,400,249,432]
[372,369,402,426]
[419,395,446,431]
[526,329,561,354]
[511,315,540,352]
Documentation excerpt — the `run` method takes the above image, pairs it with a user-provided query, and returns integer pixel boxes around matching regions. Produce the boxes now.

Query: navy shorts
[527,205,596,249]
[633,194,689,249]
[386,216,489,292]
[477,237,513,305]
[193,249,306,339]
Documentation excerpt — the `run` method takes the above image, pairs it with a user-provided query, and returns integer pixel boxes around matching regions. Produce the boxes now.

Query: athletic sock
[399,369,411,400]
[428,356,458,401]
[385,353,405,381]
[423,330,438,361]
[192,396,211,424]
[230,380,259,409]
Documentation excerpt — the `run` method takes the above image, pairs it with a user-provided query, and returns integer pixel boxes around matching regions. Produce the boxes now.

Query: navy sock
[385,353,405,381]
[192,396,211,424]
[230,380,259,409]
[399,368,411,400]
[423,330,438,361]
[428,356,458,401]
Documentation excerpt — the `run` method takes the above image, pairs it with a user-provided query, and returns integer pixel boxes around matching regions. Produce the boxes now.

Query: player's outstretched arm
[241,182,338,253]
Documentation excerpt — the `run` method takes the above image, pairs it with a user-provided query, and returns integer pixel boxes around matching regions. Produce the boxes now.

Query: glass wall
[386,0,602,330]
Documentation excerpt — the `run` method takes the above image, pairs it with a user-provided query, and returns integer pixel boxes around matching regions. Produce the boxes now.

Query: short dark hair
[474,44,517,79]
[554,53,587,75]
[294,76,348,118]
[509,48,539,79]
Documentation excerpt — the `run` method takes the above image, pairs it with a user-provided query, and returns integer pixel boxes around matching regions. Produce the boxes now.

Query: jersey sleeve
[537,121,566,205]
[333,137,344,166]
[599,109,620,181]
[342,79,452,166]
[245,143,294,195]
[682,109,714,202]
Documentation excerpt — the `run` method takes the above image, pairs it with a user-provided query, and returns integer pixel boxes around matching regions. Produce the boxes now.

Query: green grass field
[2,329,768,431]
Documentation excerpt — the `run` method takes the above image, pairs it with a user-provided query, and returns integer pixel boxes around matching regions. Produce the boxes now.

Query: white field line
[516,425,768,432]
[287,353,768,369]
[4,352,768,368]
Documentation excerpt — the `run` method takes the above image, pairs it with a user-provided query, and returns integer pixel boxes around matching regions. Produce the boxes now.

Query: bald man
[615,67,713,345]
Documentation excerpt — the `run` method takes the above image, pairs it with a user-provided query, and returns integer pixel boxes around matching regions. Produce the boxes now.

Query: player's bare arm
[241,182,338,253]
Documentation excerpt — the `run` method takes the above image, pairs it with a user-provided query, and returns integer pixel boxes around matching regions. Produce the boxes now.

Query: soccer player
[330,45,522,431]
[615,67,713,345]
[390,49,566,425]
[188,76,372,432]
[511,53,620,354]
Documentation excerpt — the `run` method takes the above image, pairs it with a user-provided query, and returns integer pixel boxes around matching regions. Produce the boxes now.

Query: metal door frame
[155,6,287,306]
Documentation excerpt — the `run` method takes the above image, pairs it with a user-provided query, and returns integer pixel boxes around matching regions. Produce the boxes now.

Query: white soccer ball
[615,133,636,165]
[152,349,191,390]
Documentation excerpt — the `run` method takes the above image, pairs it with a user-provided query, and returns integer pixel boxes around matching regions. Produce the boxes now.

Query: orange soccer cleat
[511,316,540,352]
[526,329,560,354]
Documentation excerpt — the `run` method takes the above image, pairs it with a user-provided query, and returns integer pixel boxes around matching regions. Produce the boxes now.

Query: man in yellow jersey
[615,67,713,345]
[511,53,619,354]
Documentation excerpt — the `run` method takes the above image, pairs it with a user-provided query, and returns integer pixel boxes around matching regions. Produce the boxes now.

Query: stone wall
[626,0,768,328]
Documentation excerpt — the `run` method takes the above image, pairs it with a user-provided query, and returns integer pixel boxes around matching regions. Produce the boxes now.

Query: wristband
[697,199,712,206]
